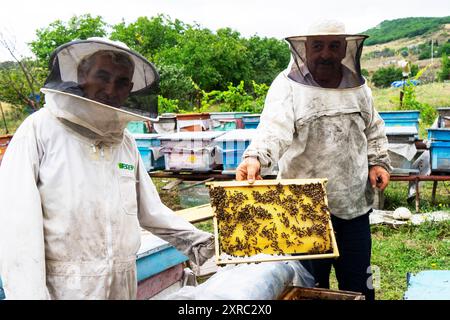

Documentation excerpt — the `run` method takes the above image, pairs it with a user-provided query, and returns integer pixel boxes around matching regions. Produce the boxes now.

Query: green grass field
[372,82,450,111]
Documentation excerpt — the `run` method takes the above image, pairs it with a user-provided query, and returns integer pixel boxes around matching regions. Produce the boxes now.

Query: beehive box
[207,179,339,265]
[279,287,365,300]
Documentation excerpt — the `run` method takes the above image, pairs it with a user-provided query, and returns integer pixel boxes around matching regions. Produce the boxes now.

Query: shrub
[372,66,403,88]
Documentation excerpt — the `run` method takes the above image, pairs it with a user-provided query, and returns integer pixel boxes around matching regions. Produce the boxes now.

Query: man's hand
[236,156,263,184]
[369,165,390,191]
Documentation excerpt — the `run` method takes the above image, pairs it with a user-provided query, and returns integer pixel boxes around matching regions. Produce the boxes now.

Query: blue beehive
[127,121,149,134]
[430,141,450,173]
[136,234,188,283]
[427,128,450,142]
[242,114,261,129]
[379,110,420,120]
[379,110,420,129]
[138,147,165,172]
[428,128,450,173]
[215,129,257,172]
[133,134,165,172]
[133,133,161,148]
[404,270,450,300]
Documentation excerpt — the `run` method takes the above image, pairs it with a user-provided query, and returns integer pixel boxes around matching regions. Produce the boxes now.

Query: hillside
[361,21,450,77]
[362,16,450,46]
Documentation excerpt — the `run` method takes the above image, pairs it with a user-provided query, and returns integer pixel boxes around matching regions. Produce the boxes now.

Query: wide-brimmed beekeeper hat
[285,19,369,88]
[41,38,160,144]
[44,37,159,95]
[286,19,368,40]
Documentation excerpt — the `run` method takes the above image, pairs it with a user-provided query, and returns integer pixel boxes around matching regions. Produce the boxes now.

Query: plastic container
[176,113,211,132]
[430,141,450,173]
[242,114,261,129]
[427,128,450,142]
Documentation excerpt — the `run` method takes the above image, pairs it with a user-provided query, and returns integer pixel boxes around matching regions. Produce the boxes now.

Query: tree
[29,14,107,65]
[244,35,290,85]
[438,53,450,81]
[155,26,251,91]
[156,63,197,107]
[110,14,186,60]
[0,31,46,111]
[371,66,403,88]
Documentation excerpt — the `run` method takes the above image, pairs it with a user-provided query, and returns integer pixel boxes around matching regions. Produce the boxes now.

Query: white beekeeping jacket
[0,91,214,299]
[244,20,391,220]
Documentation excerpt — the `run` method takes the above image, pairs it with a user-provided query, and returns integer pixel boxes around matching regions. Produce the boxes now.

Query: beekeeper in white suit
[0,38,214,300]
[236,20,392,300]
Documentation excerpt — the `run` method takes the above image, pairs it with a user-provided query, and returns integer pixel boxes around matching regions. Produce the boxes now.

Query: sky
[0,0,449,61]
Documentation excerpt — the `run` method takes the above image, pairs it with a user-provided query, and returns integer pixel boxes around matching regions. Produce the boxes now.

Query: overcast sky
[0,0,448,61]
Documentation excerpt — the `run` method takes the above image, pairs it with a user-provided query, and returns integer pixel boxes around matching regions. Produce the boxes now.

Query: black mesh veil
[285,34,368,88]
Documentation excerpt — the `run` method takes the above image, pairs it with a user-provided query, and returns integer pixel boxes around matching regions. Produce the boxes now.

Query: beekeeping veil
[41,37,159,144]
[285,19,368,88]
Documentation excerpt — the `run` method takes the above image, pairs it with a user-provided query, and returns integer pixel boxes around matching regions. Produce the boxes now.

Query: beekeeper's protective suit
[243,21,391,219]
[0,38,214,300]
[240,20,392,300]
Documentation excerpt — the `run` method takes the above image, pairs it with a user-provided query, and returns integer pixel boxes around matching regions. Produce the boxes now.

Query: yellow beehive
[207,179,339,265]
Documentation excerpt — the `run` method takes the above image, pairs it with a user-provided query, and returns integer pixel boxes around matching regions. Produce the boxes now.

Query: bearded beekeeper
[0,38,214,299]
[236,20,392,300]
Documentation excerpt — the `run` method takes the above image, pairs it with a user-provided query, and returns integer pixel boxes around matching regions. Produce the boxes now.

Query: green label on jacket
[118,163,135,171]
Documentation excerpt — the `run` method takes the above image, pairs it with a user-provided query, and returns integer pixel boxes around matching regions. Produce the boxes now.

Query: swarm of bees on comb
[208,181,333,258]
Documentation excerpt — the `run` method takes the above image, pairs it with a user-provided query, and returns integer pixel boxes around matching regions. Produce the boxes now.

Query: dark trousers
[301,211,375,300]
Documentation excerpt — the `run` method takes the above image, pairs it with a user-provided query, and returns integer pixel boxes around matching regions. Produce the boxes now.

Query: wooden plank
[178,177,215,191]
[217,251,339,265]
[279,287,365,300]
[162,179,183,190]
[174,204,214,223]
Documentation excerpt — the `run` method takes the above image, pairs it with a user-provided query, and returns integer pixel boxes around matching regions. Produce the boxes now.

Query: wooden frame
[279,286,365,300]
[206,179,339,265]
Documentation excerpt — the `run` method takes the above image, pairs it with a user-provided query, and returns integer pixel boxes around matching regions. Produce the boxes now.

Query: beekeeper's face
[78,51,134,108]
[305,36,347,85]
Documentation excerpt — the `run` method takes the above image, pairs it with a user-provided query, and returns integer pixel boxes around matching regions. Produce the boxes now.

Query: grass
[384,181,450,212]
[153,177,450,300]
[370,221,449,300]
[371,82,450,112]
